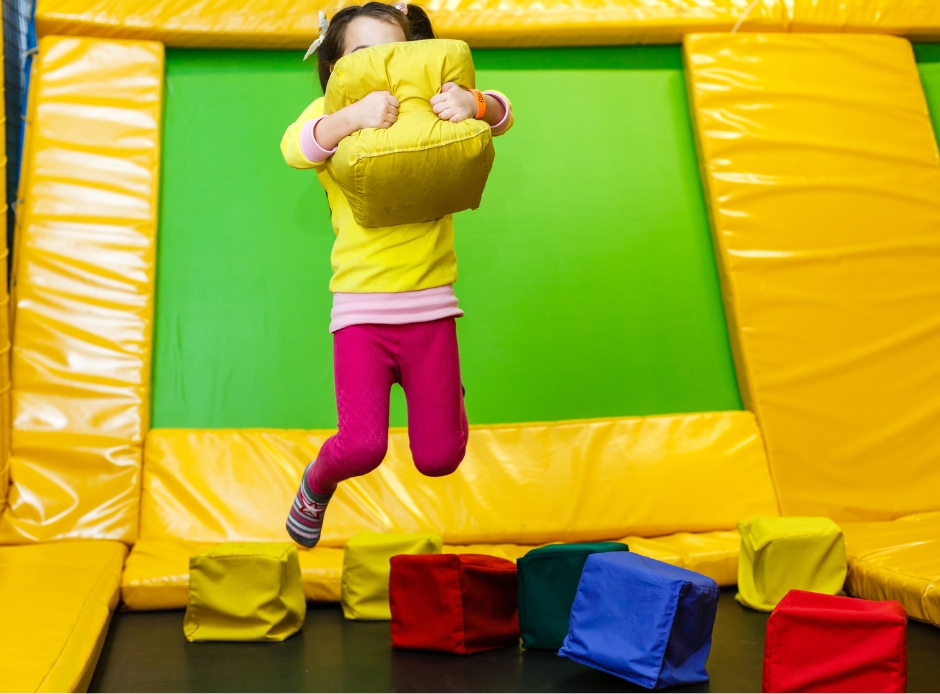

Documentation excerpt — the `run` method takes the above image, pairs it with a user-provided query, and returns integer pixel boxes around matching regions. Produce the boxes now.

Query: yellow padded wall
[789,0,940,38]
[0,37,163,543]
[140,413,778,546]
[34,0,789,49]
[685,33,940,521]
[0,3,10,516]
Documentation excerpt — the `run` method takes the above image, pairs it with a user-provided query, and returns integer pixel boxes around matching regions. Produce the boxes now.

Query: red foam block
[763,590,907,693]
[389,553,520,654]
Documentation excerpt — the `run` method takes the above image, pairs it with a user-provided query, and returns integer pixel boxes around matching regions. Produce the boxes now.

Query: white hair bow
[304,11,330,61]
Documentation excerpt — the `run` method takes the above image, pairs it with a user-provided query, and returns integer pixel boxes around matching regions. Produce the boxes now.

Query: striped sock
[286,462,332,548]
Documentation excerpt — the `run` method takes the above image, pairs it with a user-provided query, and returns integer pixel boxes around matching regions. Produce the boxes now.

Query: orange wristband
[470,89,486,119]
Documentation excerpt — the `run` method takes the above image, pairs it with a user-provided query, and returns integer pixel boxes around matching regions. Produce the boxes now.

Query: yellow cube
[736,517,846,611]
[184,543,306,642]
[341,532,442,620]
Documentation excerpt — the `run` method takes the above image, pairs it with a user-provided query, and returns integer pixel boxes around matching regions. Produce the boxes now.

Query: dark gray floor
[89,589,940,692]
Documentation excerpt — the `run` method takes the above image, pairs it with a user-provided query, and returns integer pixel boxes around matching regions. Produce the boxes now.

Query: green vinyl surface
[151,46,741,428]
[915,44,940,143]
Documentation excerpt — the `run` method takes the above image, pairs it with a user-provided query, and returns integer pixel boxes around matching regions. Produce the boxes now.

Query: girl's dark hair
[406,5,436,40]
[316,3,437,92]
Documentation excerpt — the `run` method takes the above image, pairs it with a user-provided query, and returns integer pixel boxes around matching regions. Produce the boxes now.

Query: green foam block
[517,542,629,650]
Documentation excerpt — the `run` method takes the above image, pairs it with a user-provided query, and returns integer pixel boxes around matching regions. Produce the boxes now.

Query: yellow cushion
[736,517,846,611]
[0,541,127,693]
[139,414,778,548]
[841,512,940,626]
[624,530,741,587]
[183,543,306,642]
[341,532,442,620]
[324,39,494,227]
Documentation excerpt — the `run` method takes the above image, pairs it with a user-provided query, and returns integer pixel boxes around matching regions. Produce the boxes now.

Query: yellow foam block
[789,0,940,38]
[736,517,846,611]
[624,530,741,587]
[34,0,789,49]
[685,33,940,521]
[841,512,940,626]
[1,36,163,543]
[325,40,493,228]
[341,532,442,620]
[140,414,777,547]
[184,543,306,642]
[0,541,127,692]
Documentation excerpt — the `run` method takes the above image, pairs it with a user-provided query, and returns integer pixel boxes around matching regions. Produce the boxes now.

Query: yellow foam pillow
[341,532,442,620]
[183,543,306,642]
[736,517,847,611]
[324,39,495,228]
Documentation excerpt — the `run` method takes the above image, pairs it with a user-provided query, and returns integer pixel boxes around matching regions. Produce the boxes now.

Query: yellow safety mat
[842,512,940,626]
[685,33,940,521]
[789,0,940,38]
[34,0,789,49]
[1,36,163,543]
[140,413,777,548]
[0,541,127,692]
[121,531,741,610]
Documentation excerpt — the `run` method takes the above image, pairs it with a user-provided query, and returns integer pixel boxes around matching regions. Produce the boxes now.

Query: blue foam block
[558,552,719,689]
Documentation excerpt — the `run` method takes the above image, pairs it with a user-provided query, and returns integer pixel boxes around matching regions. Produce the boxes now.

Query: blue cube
[559,552,719,690]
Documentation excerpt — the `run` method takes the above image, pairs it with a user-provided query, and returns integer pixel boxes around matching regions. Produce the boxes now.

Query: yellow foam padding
[324,40,494,228]
[0,2,9,518]
[789,0,940,38]
[183,543,306,642]
[0,541,127,692]
[625,530,740,587]
[1,36,163,543]
[121,538,540,609]
[341,532,442,620]
[33,0,789,49]
[139,414,777,548]
[685,33,940,521]
[736,517,846,612]
[841,512,940,626]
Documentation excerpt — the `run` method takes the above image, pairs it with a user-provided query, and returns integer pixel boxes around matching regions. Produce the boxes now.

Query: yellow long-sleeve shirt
[281,94,513,293]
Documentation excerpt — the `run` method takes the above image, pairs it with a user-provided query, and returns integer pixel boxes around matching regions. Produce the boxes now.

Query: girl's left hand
[430,82,477,123]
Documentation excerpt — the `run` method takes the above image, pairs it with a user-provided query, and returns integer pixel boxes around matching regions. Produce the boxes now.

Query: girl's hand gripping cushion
[324,39,495,228]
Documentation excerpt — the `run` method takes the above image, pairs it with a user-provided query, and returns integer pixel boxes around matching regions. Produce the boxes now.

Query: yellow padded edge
[841,513,940,626]
[0,3,10,517]
[122,533,736,610]
[789,0,940,38]
[0,541,127,692]
[34,0,788,49]
[0,37,163,543]
[140,412,778,547]
[685,33,940,521]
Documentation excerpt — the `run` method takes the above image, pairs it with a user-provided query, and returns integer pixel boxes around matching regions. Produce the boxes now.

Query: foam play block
[183,543,305,642]
[763,590,907,693]
[517,542,628,649]
[341,532,442,620]
[559,552,719,689]
[737,517,846,611]
[389,553,520,653]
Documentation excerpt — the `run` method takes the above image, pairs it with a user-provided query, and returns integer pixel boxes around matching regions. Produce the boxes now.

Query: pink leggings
[308,318,468,495]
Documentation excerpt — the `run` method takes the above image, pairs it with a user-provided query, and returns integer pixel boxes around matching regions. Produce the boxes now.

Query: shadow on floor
[89,588,940,692]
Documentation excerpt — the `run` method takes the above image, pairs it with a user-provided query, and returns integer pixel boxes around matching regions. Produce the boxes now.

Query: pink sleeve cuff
[299,116,337,163]
[484,91,511,135]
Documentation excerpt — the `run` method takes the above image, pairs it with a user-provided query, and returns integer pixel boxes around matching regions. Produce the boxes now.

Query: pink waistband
[330,285,463,333]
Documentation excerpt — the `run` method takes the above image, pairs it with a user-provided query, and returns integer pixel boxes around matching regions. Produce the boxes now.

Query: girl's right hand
[349,91,399,130]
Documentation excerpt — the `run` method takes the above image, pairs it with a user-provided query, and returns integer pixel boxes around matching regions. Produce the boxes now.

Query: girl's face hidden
[343,16,406,57]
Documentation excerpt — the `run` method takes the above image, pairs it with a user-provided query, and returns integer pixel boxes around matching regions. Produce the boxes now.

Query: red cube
[389,553,520,654]
[763,590,907,693]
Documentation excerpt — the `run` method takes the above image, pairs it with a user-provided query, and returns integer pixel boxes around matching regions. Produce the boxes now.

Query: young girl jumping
[281,2,514,548]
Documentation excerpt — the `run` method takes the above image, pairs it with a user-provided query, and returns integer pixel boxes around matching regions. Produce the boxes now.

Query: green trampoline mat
[151,46,741,428]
